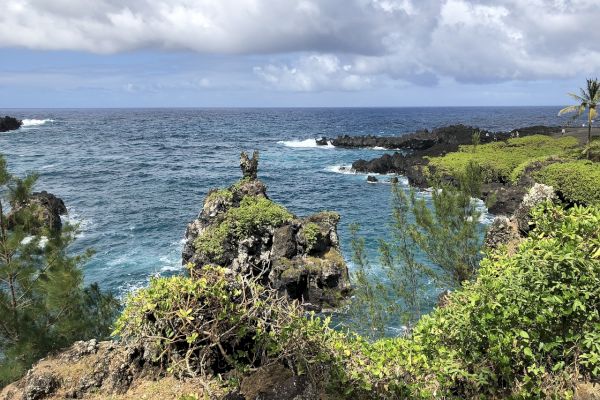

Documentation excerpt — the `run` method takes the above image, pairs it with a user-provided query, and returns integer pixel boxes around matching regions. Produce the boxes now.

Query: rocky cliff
[183,151,351,311]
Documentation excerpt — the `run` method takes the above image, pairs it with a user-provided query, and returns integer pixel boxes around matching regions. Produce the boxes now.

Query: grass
[427,135,579,183]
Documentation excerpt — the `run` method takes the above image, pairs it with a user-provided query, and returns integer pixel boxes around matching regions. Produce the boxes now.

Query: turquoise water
[0,108,563,302]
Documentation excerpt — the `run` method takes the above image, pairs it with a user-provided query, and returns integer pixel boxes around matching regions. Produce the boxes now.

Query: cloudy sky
[1,0,599,107]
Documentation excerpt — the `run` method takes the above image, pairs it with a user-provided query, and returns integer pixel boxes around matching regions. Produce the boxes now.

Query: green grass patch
[427,135,579,183]
[534,160,600,205]
[301,222,321,252]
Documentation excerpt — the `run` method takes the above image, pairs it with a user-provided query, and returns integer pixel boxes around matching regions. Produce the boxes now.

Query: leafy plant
[558,77,600,152]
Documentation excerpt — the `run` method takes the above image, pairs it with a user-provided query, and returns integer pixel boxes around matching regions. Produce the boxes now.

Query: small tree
[350,162,485,337]
[559,78,600,156]
[0,156,118,385]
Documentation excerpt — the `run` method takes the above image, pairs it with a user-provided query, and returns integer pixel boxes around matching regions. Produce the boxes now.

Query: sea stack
[183,151,351,311]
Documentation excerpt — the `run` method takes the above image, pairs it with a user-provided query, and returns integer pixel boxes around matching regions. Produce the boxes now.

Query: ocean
[0,107,565,306]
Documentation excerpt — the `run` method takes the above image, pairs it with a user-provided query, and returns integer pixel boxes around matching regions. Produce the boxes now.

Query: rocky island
[0,116,23,132]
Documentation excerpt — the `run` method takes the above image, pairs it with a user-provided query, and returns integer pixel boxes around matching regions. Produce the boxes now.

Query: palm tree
[558,78,600,150]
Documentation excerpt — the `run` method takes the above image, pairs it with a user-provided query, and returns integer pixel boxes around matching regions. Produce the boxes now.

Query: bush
[194,222,231,259]
[226,196,293,236]
[427,135,578,183]
[534,160,600,205]
[300,222,321,252]
[413,202,600,397]
[114,265,300,376]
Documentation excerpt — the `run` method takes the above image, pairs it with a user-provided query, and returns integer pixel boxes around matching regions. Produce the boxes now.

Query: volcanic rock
[0,116,22,132]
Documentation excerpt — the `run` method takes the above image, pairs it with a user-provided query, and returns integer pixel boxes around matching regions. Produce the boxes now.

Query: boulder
[183,152,351,311]
[366,175,378,183]
[315,137,328,146]
[0,116,22,132]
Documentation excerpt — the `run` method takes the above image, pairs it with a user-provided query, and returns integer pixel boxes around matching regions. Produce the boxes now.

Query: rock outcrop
[8,191,68,233]
[183,151,351,311]
[0,340,319,400]
[484,183,557,250]
[0,116,22,132]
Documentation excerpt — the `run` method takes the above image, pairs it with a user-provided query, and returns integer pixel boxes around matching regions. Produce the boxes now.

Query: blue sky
[1,0,599,108]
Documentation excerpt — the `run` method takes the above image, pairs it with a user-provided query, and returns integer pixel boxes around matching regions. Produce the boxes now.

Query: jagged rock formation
[183,151,350,311]
[484,183,557,250]
[0,116,22,132]
[8,191,67,233]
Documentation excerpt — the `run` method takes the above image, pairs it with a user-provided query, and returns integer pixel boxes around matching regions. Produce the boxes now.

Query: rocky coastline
[337,124,561,215]
[0,116,22,132]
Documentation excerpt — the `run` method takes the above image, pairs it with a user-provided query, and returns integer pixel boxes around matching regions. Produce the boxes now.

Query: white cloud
[254,54,372,91]
[2,0,600,90]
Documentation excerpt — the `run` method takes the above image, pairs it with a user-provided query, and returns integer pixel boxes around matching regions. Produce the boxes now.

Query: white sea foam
[21,118,54,127]
[278,138,335,148]
[325,165,355,174]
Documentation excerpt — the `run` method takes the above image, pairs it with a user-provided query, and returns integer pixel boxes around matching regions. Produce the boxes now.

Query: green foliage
[413,202,600,397]
[194,222,231,259]
[301,222,320,253]
[205,188,233,205]
[0,155,118,386]
[350,165,484,338]
[225,195,292,237]
[114,265,299,376]
[534,160,600,205]
[279,203,600,399]
[508,155,562,184]
[427,135,578,183]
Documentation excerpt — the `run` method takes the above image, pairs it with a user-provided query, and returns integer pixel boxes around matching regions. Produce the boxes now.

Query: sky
[1,0,600,108]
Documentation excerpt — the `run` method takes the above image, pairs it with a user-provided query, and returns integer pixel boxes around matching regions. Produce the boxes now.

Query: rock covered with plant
[182,151,350,311]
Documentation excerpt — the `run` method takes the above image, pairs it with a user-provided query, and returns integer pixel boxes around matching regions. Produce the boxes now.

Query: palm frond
[558,105,584,116]
[590,107,598,120]
[568,92,586,103]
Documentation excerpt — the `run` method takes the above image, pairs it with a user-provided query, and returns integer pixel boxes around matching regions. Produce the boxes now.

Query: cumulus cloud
[253,54,372,91]
[2,0,600,90]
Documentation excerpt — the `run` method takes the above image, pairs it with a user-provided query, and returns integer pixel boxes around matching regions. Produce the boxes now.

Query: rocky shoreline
[0,116,22,132]
[333,124,561,215]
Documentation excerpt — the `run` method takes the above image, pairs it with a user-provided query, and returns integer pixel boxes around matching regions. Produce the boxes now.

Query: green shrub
[194,222,231,259]
[534,160,600,205]
[427,135,578,183]
[114,265,299,376]
[205,188,233,205]
[301,222,321,252]
[413,202,600,397]
[226,195,293,236]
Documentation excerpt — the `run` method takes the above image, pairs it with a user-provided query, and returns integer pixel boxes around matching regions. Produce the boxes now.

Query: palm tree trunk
[588,112,592,159]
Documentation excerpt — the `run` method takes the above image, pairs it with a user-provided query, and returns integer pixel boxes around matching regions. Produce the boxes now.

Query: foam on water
[278,138,335,148]
[21,119,54,127]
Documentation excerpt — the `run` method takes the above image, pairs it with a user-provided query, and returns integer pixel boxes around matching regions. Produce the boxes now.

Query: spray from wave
[278,138,335,148]
[22,119,54,127]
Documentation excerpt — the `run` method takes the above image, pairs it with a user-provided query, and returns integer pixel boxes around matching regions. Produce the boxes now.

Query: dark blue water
[0,107,564,299]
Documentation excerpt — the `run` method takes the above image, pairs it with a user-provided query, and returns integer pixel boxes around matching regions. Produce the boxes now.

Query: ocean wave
[22,119,54,127]
[278,138,335,148]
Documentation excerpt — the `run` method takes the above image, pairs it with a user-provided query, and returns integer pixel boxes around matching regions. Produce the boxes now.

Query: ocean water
[0,107,564,301]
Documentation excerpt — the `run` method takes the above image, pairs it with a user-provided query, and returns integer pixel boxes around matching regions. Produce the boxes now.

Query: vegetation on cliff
[0,156,118,386]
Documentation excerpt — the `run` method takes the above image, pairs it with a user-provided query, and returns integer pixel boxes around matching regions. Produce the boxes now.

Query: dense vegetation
[426,135,578,183]
[534,160,600,205]
[0,156,118,386]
